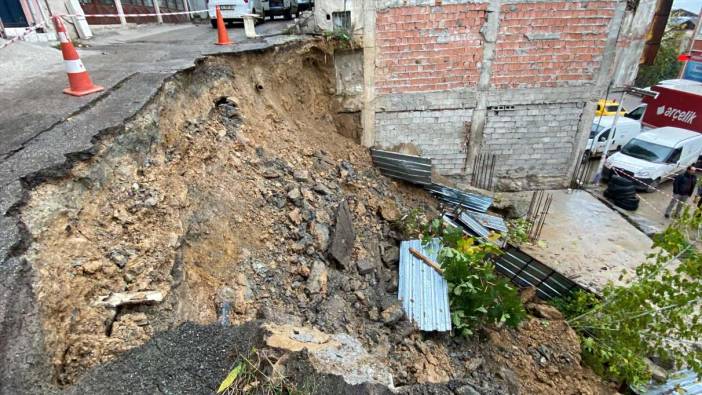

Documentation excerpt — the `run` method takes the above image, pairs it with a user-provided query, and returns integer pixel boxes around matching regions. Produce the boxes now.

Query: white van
[587,116,642,156]
[208,0,265,27]
[604,127,702,190]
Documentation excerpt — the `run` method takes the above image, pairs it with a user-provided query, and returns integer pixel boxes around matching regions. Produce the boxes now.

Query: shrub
[424,219,526,336]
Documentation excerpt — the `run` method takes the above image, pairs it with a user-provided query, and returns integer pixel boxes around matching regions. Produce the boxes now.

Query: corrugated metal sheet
[639,370,702,395]
[457,212,491,238]
[466,210,508,233]
[425,183,492,212]
[370,149,432,185]
[398,239,451,332]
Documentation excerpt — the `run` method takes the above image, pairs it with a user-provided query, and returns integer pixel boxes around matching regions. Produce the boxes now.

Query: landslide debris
[19,40,610,393]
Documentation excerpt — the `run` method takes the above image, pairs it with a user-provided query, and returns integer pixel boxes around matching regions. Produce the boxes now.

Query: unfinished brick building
[345,0,659,190]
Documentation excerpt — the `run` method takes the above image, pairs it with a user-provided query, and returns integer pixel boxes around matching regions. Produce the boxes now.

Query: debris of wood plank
[409,247,444,274]
[95,291,164,307]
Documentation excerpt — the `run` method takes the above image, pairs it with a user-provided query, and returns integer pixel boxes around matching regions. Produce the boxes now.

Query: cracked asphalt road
[0,20,303,394]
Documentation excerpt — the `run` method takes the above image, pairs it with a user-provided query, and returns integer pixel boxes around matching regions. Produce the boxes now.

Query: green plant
[217,348,311,395]
[550,290,601,320]
[505,217,531,245]
[635,30,685,88]
[423,219,526,336]
[396,207,426,238]
[560,209,702,385]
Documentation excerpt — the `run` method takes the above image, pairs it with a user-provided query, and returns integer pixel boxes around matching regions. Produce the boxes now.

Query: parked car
[262,0,298,20]
[587,116,642,156]
[208,0,265,27]
[595,99,627,117]
[296,0,312,11]
[603,127,702,191]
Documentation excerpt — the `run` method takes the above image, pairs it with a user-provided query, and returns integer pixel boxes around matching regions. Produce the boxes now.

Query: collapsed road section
[2,40,610,394]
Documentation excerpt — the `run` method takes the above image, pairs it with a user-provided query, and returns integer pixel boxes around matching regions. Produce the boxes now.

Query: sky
[673,0,701,13]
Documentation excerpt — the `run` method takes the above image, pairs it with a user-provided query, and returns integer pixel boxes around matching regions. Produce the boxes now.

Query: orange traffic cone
[52,16,104,96]
[215,6,233,45]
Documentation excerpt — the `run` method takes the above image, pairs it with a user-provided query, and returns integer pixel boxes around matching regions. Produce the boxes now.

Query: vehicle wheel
[284,7,292,19]
[211,19,218,28]
[260,10,266,23]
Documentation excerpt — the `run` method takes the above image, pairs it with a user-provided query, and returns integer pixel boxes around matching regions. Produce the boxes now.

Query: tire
[284,7,292,19]
[260,10,266,23]
[607,184,636,195]
[609,175,634,187]
[211,19,218,28]
[615,199,639,211]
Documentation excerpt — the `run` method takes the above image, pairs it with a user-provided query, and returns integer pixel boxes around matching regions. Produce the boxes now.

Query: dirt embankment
[20,41,611,394]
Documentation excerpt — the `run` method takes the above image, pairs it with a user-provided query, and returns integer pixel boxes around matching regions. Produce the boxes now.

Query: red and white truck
[626,83,702,133]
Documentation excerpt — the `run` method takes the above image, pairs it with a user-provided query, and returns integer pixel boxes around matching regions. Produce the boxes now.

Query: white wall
[313,0,363,34]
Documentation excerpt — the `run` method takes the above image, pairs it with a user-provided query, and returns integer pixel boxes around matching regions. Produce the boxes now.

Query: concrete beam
[361,0,377,147]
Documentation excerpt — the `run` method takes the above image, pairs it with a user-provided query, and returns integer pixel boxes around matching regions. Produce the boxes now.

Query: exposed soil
[20,40,612,393]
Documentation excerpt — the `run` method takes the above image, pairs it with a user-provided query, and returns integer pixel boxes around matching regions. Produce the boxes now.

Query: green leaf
[217,362,244,394]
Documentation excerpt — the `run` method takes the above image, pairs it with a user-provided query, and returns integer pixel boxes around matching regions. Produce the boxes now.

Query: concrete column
[360,0,376,147]
[153,0,163,23]
[114,0,128,25]
[464,0,500,173]
[565,101,596,186]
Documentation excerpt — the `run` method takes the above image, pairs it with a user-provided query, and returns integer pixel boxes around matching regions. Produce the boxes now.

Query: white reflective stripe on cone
[64,59,86,74]
[58,32,69,43]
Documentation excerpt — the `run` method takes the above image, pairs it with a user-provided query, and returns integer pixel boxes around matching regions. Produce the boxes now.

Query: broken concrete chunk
[262,323,393,387]
[287,187,302,204]
[329,201,355,269]
[306,261,328,294]
[95,291,163,308]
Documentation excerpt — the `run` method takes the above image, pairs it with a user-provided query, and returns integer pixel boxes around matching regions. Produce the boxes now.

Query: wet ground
[584,157,680,235]
[520,189,653,292]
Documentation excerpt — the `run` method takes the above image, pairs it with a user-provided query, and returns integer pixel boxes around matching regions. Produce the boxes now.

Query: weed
[217,348,311,395]
[505,217,531,246]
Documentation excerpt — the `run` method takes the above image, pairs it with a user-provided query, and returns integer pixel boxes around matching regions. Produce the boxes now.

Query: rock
[519,287,537,304]
[498,367,520,395]
[645,358,668,383]
[356,259,375,275]
[293,170,310,182]
[378,200,400,222]
[381,245,400,266]
[329,201,355,269]
[108,250,129,268]
[313,183,333,195]
[309,222,330,250]
[455,384,481,395]
[369,307,380,321]
[95,291,163,307]
[526,303,564,320]
[288,208,302,225]
[465,356,484,371]
[306,261,328,294]
[381,302,404,325]
[262,169,281,179]
[287,187,302,204]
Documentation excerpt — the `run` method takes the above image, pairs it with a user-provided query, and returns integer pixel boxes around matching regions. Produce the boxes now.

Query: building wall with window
[313,0,362,34]
[359,0,660,190]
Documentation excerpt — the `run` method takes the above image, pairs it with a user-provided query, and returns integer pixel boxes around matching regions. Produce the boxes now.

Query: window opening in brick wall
[332,11,351,32]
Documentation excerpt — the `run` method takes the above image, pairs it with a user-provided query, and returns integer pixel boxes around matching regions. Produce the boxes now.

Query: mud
[18,40,610,393]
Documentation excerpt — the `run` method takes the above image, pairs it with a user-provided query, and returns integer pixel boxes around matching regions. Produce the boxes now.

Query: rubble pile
[19,41,610,393]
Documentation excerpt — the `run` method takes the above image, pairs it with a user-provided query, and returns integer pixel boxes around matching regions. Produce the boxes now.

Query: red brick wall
[375,4,488,94]
[491,1,616,88]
